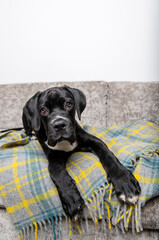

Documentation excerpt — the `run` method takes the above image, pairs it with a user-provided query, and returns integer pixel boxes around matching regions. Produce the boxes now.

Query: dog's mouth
[47,136,75,147]
[45,137,77,152]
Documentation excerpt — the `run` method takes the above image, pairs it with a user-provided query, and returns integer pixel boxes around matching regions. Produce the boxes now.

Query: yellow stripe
[108,184,113,201]
[68,161,103,198]
[126,205,133,230]
[152,137,159,144]
[126,124,148,137]
[67,153,106,199]
[87,201,97,223]
[69,218,72,236]
[115,141,145,158]
[105,201,111,229]
[138,196,149,201]
[134,174,159,184]
[117,205,134,228]
[12,148,36,223]
[134,160,142,183]
[115,147,136,159]
[135,205,139,232]
[92,126,117,137]
[117,214,124,223]
[109,200,120,205]
[75,220,82,234]
[148,121,159,130]
[18,230,23,240]
[0,167,48,190]
[76,152,106,175]
[106,138,117,148]
[10,131,22,139]
[91,126,119,148]
[92,193,99,221]
[126,123,159,140]
[134,160,159,184]
[7,188,57,214]
[0,158,47,173]
[0,181,18,230]
[86,199,98,224]
[1,172,50,197]
[34,222,38,240]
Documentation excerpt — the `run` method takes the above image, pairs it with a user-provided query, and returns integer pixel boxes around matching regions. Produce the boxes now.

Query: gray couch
[0,81,159,240]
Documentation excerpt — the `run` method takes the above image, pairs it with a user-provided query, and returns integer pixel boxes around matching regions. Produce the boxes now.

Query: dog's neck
[45,140,77,152]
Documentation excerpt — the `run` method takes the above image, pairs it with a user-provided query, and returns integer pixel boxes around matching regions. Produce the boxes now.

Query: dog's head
[23,86,86,150]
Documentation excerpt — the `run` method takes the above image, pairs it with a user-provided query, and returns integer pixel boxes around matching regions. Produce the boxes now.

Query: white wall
[0,0,158,84]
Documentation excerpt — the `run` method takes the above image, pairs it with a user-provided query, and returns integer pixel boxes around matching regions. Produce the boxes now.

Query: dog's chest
[46,140,77,152]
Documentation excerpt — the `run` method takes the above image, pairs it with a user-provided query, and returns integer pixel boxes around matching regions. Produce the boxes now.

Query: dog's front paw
[111,169,141,205]
[62,190,85,220]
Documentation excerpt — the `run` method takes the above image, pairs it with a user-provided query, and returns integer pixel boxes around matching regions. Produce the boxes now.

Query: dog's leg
[40,144,84,219]
[76,125,141,205]
[22,111,33,137]
[48,157,84,219]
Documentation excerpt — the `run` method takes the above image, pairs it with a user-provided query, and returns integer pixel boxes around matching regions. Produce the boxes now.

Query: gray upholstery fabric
[107,82,159,126]
[1,81,159,129]
[0,81,107,129]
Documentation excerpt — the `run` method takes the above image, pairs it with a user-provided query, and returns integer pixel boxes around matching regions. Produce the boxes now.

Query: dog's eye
[40,107,49,116]
[65,102,72,109]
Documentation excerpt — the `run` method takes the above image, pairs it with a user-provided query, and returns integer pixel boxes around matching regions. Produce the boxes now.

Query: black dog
[22,86,141,219]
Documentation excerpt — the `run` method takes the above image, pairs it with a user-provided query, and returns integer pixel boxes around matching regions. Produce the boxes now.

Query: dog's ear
[22,92,41,133]
[63,86,86,120]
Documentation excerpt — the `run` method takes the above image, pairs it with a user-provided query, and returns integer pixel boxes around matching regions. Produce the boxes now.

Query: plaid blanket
[0,120,159,239]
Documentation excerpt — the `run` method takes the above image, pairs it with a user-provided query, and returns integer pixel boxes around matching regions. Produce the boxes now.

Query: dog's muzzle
[50,116,68,133]
[47,116,76,147]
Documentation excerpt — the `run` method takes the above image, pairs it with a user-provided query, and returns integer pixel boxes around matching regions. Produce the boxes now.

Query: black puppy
[22,86,141,219]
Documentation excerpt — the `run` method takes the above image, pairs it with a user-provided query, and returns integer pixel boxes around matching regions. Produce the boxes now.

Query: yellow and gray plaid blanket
[0,120,159,239]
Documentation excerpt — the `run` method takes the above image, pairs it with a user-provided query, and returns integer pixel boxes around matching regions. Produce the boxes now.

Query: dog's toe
[119,194,126,202]
[127,195,139,204]
[119,194,139,205]
[74,212,81,221]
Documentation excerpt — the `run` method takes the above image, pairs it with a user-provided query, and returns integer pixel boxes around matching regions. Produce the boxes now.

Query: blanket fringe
[18,215,63,240]
[85,181,143,235]
[17,183,143,239]
[112,201,143,234]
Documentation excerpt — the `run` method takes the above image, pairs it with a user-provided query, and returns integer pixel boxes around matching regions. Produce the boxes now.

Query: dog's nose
[52,119,67,132]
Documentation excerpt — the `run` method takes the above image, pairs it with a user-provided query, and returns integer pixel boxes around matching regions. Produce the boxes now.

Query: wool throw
[0,120,159,239]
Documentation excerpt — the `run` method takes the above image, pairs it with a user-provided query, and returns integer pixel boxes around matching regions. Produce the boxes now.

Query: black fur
[22,86,141,219]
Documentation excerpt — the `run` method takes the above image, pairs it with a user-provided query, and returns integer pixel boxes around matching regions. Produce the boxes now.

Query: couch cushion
[107,82,159,127]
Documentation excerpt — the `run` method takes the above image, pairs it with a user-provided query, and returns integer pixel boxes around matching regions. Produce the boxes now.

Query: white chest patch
[45,140,77,152]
